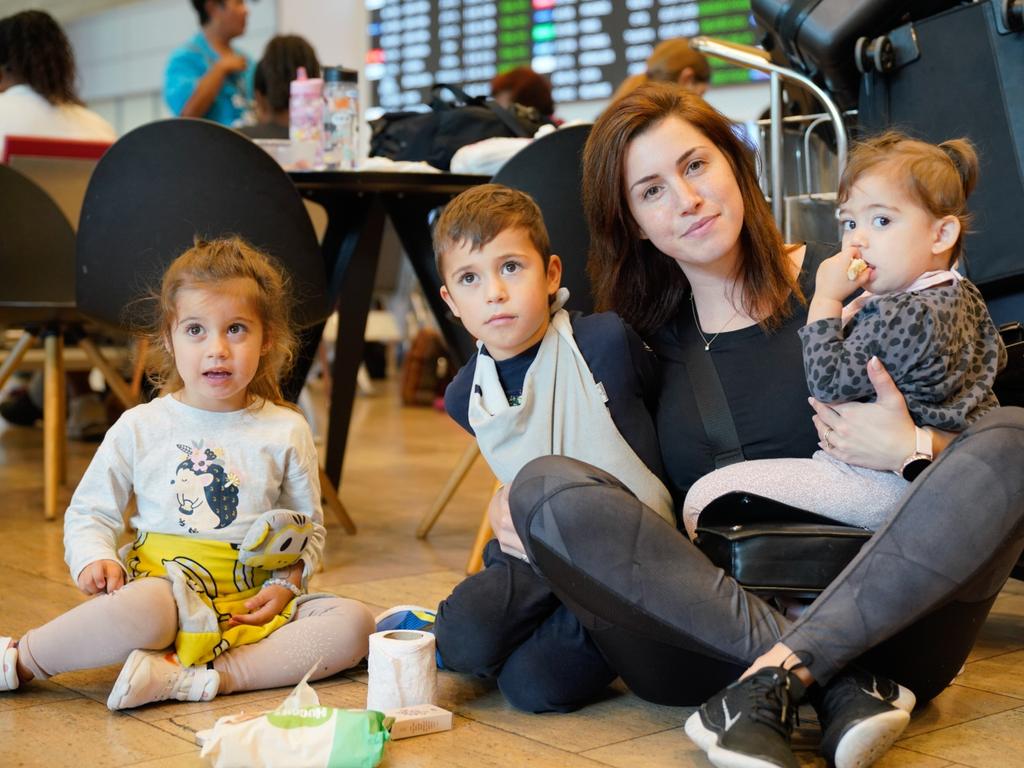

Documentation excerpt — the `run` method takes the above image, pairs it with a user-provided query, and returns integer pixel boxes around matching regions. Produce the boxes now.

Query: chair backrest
[76,118,331,333]
[492,124,594,314]
[0,165,75,311]
[3,136,111,230]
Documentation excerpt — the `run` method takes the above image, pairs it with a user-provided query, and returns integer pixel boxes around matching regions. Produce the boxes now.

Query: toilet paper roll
[366,629,437,712]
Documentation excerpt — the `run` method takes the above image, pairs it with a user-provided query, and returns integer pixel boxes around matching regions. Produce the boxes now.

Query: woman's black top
[648,242,833,504]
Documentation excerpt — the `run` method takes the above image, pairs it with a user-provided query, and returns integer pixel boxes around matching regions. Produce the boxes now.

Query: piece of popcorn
[847,257,868,280]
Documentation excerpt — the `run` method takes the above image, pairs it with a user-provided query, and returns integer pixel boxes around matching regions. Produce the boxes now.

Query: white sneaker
[1,637,19,691]
[107,649,219,710]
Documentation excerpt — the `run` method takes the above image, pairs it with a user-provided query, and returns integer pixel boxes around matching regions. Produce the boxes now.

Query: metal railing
[690,36,849,230]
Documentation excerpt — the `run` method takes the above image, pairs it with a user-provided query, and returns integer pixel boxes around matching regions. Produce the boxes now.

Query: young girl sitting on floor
[1,237,373,709]
[682,132,1006,536]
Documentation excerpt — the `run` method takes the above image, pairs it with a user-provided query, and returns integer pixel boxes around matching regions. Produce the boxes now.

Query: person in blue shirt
[164,0,253,126]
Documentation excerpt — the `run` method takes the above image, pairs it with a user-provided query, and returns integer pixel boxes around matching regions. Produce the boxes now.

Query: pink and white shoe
[107,649,219,710]
[1,637,19,691]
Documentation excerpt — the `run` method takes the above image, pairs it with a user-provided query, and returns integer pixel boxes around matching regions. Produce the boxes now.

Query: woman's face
[623,116,745,275]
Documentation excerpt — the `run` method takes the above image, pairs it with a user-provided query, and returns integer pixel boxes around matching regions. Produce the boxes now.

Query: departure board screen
[365,0,760,116]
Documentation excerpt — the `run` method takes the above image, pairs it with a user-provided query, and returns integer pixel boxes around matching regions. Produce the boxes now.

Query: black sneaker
[685,667,805,768]
[814,666,915,768]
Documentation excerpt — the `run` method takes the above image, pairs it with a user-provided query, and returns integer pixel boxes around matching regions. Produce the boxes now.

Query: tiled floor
[2,378,1023,767]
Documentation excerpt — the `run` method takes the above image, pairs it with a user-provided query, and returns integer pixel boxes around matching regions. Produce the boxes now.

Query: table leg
[385,195,476,367]
[322,195,387,488]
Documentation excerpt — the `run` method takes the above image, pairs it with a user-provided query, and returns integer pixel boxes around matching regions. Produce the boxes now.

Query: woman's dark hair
[254,35,320,114]
[0,10,80,105]
[583,82,801,337]
[490,67,554,117]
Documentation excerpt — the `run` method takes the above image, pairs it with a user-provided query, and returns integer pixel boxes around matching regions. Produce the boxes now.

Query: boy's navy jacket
[443,311,667,484]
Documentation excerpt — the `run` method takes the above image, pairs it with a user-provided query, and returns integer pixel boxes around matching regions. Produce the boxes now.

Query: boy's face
[439,227,562,361]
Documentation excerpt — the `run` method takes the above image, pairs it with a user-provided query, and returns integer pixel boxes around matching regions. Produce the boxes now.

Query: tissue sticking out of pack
[384,703,453,739]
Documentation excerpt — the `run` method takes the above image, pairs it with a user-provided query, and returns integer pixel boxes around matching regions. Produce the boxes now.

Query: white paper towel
[366,629,437,712]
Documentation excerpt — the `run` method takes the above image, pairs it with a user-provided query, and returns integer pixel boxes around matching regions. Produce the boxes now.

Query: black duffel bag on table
[369,83,544,171]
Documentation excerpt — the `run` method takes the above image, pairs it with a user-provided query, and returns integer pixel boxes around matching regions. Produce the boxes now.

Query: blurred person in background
[0,9,116,438]
[165,0,253,126]
[237,34,320,140]
[611,38,711,103]
[490,66,556,123]
[0,9,115,157]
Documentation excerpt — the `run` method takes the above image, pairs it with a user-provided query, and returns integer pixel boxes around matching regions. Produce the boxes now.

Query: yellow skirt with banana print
[124,532,298,666]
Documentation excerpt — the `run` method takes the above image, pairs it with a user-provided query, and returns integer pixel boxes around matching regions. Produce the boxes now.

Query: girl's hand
[815,245,871,303]
[230,562,303,627]
[810,356,916,471]
[488,484,528,561]
[77,560,125,595]
[229,584,294,626]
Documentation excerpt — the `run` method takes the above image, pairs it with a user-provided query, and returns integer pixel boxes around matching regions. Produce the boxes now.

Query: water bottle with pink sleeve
[289,66,323,170]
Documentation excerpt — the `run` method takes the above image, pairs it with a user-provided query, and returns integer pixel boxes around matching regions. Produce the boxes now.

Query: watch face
[902,456,932,482]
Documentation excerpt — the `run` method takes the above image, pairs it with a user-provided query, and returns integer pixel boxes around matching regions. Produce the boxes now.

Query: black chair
[75,117,354,532]
[0,165,82,519]
[492,123,594,313]
[416,125,596,571]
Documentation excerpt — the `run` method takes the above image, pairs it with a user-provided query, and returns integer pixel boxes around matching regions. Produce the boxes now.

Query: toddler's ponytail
[939,138,979,200]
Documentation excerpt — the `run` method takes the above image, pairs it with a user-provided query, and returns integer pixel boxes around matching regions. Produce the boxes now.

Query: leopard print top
[798,278,1006,430]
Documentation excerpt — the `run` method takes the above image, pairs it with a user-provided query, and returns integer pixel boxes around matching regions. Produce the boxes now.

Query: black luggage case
[857,1,1024,302]
[751,0,961,109]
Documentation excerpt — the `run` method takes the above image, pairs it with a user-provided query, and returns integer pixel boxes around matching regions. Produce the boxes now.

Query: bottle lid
[290,66,323,95]
[324,66,358,84]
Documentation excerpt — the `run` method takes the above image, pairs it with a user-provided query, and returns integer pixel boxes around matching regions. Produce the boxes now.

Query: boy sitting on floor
[378,183,674,713]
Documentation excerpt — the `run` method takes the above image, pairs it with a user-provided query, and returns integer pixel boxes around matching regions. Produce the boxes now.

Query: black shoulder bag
[683,310,871,596]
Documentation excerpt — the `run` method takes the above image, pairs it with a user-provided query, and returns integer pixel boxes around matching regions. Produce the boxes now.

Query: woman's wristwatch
[897,426,934,481]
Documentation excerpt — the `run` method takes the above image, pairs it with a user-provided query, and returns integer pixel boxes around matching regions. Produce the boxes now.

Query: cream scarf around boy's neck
[468,288,675,525]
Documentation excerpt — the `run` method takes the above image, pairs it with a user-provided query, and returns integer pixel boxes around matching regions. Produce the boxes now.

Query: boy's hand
[488,484,528,561]
[815,245,871,303]
[77,560,125,594]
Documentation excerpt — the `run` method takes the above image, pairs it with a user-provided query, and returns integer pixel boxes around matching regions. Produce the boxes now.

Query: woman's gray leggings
[508,407,1024,705]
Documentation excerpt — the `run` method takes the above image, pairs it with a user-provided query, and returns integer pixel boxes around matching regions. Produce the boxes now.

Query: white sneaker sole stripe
[834,708,910,768]
[685,710,790,768]
[889,684,916,714]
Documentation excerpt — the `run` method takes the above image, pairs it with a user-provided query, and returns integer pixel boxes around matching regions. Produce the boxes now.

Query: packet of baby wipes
[196,667,389,768]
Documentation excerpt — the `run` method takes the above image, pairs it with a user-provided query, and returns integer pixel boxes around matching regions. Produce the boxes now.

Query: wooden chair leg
[466,508,496,575]
[0,331,36,392]
[319,467,356,534]
[130,337,149,398]
[56,346,67,485]
[417,441,480,539]
[43,333,64,521]
[466,478,501,574]
[78,335,138,410]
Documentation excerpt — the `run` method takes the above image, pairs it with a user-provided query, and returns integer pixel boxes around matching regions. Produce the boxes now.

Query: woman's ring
[824,427,834,450]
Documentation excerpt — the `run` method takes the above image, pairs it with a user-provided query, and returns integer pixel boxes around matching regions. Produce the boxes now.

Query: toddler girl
[1,237,373,709]
[683,132,1006,535]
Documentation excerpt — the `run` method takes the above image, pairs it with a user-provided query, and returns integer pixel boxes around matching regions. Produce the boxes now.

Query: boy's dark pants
[434,538,616,713]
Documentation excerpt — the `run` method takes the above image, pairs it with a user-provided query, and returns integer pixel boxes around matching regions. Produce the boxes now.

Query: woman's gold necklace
[690,292,742,351]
